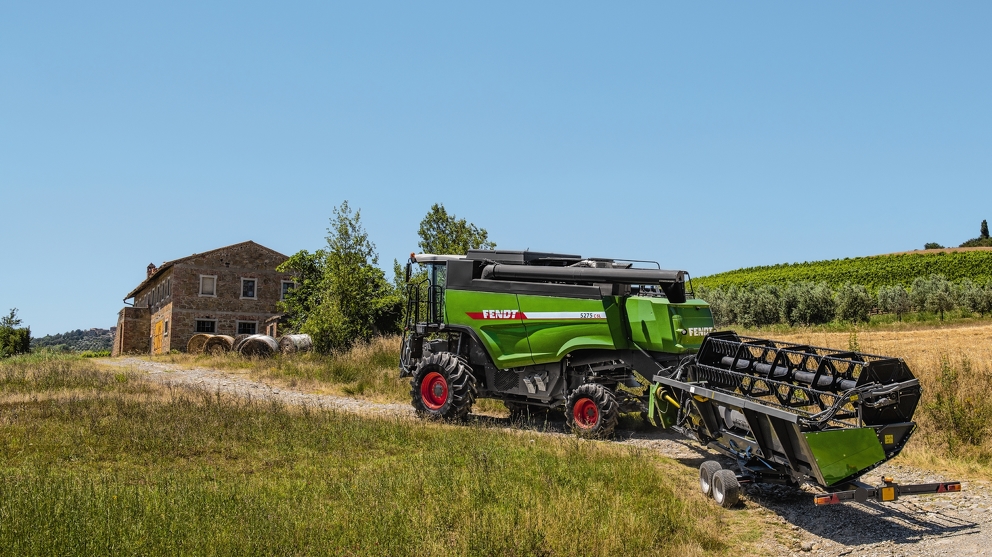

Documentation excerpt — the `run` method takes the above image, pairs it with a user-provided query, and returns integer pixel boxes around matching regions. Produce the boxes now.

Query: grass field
[738,322,992,478]
[0,353,763,556]
[143,320,992,479]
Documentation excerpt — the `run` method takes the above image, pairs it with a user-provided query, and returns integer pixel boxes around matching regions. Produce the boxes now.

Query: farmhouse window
[164,320,169,336]
[195,320,216,333]
[241,278,257,299]
[199,275,217,296]
[237,321,257,335]
[281,281,295,300]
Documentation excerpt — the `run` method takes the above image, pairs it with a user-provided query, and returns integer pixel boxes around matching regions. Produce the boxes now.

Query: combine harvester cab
[399,249,960,507]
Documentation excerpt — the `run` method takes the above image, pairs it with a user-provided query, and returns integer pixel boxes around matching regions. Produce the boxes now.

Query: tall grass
[0,357,758,556]
[153,336,408,401]
[752,324,992,477]
[0,352,144,394]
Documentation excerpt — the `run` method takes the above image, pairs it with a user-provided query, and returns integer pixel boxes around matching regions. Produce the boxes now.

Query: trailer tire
[566,384,619,438]
[712,469,741,508]
[411,352,477,421]
[699,461,723,496]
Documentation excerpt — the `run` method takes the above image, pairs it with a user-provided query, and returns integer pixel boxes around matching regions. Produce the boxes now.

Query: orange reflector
[814,494,840,505]
[883,477,893,483]
[881,487,895,501]
[947,483,961,492]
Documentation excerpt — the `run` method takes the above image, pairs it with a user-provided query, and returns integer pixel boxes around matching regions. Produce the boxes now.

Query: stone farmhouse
[112,241,295,356]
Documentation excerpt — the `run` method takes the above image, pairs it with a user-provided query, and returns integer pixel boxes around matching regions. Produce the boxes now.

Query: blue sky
[2,2,990,336]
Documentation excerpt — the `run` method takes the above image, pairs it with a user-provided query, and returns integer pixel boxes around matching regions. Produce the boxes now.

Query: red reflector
[947,483,961,492]
[814,494,840,505]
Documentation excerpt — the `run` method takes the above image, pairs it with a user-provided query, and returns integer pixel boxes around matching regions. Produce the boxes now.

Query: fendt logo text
[465,311,607,320]
[480,310,519,319]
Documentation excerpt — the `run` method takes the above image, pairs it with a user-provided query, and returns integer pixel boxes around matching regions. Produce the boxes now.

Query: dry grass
[741,322,992,478]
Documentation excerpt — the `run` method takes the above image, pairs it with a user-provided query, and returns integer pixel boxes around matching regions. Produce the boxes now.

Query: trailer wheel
[566,384,619,438]
[699,461,723,496]
[712,469,741,508]
[411,352,477,421]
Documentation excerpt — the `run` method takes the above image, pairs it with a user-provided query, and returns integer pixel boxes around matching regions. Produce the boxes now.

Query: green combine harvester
[400,250,961,507]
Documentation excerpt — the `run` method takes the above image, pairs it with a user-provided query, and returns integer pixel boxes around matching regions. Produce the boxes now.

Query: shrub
[780,282,835,326]
[877,285,911,321]
[835,283,872,323]
[924,242,944,250]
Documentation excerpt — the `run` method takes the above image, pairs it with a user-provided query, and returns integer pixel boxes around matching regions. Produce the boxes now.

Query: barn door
[153,321,164,354]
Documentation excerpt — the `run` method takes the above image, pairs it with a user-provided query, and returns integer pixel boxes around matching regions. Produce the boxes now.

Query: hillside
[31,328,115,352]
[695,249,992,291]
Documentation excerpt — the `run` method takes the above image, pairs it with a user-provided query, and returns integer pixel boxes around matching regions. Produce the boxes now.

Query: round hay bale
[203,335,234,354]
[239,335,279,358]
[278,334,313,354]
[187,334,212,354]
[232,334,252,352]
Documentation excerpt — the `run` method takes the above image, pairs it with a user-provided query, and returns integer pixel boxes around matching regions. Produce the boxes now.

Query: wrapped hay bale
[203,335,234,354]
[278,334,313,355]
[187,334,212,354]
[232,334,252,352]
[238,335,278,358]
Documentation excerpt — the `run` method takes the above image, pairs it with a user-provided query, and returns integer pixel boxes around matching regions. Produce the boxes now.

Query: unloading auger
[399,249,961,507]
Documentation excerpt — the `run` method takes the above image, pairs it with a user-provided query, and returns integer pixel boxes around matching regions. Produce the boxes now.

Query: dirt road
[103,357,991,557]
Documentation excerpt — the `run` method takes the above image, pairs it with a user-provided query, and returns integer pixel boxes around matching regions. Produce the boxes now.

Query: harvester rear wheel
[712,469,741,508]
[566,384,619,438]
[411,352,477,421]
[699,461,723,496]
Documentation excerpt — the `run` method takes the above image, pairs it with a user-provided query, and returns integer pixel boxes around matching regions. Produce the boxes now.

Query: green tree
[924,242,944,250]
[835,283,872,323]
[780,282,835,326]
[925,275,955,320]
[909,276,932,312]
[877,285,911,321]
[735,284,781,328]
[0,308,31,358]
[279,202,403,353]
[417,203,496,255]
[276,249,328,333]
[982,219,989,239]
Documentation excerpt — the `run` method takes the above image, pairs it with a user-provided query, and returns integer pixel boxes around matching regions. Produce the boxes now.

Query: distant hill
[695,249,992,291]
[32,328,115,352]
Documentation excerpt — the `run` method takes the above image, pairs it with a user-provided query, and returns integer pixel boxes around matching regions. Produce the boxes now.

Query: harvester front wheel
[411,353,477,421]
[566,384,619,438]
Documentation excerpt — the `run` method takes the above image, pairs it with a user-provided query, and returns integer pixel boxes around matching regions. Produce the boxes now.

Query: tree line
[698,274,992,328]
[277,202,493,353]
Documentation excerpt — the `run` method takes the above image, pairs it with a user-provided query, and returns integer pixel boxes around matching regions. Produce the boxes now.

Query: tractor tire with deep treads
[410,352,477,421]
[566,383,619,438]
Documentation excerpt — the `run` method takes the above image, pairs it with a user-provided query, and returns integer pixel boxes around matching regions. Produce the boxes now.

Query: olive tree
[836,283,873,323]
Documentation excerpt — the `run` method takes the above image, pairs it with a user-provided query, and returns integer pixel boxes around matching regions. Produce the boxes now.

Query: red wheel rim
[420,372,448,410]
[572,397,599,428]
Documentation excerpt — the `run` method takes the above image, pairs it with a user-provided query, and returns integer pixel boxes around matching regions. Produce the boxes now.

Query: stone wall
[111,307,150,356]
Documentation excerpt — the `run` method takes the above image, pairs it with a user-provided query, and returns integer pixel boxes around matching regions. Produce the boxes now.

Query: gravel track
[103,357,991,557]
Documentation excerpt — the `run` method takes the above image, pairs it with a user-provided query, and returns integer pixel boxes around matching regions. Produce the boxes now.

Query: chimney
[147,263,158,278]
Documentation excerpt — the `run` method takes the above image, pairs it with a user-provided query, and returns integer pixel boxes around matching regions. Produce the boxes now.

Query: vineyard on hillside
[695,250,992,291]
